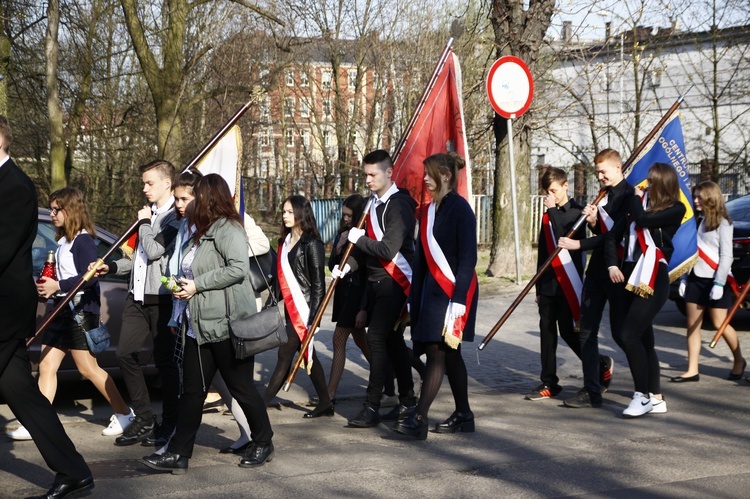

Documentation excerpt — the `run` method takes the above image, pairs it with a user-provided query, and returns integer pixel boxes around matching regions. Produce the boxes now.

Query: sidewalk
[2,285,750,498]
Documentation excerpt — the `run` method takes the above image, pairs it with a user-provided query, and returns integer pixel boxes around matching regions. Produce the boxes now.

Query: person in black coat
[263,195,332,418]
[0,116,94,498]
[393,152,478,440]
[605,162,686,418]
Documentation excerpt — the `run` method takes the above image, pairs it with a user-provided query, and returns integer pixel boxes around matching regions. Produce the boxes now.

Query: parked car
[30,208,156,380]
[670,194,750,315]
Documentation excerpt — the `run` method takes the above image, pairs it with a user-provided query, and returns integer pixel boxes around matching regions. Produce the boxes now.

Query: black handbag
[69,302,110,355]
[226,265,287,360]
[248,246,276,293]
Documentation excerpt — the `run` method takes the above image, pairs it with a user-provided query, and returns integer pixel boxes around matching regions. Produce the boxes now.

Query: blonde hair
[693,181,731,231]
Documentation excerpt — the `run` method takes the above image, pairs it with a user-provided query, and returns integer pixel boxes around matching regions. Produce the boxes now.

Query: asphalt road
[2,288,749,498]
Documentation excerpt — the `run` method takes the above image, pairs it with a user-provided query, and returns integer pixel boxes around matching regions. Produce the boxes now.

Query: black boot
[239,442,275,468]
[393,414,428,440]
[434,411,474,433]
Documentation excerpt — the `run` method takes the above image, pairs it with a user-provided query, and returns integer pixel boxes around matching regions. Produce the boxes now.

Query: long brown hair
[49,187,96,242]
[646,163,681,212]
[191,174,242,242]
[279,194,320,245]
[693,180,731,231]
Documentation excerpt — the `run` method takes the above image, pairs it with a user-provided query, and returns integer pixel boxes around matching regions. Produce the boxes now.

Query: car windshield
[727,196,750,222]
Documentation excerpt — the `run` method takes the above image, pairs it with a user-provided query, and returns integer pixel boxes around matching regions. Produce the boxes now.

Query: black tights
[415,342,470,419]
[263,323,331,409]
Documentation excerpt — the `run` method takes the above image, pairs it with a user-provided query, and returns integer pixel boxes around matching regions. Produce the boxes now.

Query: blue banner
[626,114,697,280]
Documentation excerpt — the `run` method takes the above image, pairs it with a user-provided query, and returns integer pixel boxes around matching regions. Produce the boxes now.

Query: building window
[301,129,310,147]
[286,129,294,147]
[322,71,332,89]
[284,97,295,118]
[300,71,309,87]
[300,99,311,118]
[348,69,357,89]
[322,98,332,118]
[260,127,269,146]
[285,70,294,87]
[261,159,269,177]
[323,130,331,147]
[259,97,270,120]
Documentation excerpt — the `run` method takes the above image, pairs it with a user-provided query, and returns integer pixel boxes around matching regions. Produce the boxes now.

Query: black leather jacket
[270,235,326,326]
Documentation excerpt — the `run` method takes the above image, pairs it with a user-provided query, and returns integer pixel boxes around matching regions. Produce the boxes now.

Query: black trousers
[0,339,90,485]
[537,294,581,387]
[116,294,179,425]
[364,278,415,409]
[169,336,273,458]
[577,270,627,399]
[619,263,669,395]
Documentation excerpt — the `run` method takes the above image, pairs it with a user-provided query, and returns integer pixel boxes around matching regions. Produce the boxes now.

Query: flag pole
[478,90,690,351]
[281,39,456,391]
[27,88,265,347]
[709,279,750,348]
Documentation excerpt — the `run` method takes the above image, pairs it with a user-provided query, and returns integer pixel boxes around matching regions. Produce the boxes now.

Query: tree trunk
[46,0,66,191]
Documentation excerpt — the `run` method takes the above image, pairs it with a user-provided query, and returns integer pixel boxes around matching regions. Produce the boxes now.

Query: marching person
[525,167,586,401]
[342,149,418,428]
[263,195,332,419]
[558,148,631,409]
[393,152,478,440]
[672,181,744,382]
[605,162,686,417]
[0,115,94,498]
[327,194,371,403]
[9,188,134,442]
[91,159,181,447]
[142,174,274,473]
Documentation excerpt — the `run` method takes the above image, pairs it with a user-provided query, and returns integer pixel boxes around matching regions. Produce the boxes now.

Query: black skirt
[684,272,733,309]
[42,304,100,351]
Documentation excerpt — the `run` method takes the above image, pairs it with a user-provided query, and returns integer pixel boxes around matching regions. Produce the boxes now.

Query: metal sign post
[486,56,534,285]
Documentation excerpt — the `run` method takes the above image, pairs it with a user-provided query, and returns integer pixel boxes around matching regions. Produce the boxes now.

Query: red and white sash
[598,194,624,258]
[697,221,738,291]
[366,202,412,295]
[625,194,666,298]
[277,235,314,369]
[541,213,582,323]
[420,202,477,349]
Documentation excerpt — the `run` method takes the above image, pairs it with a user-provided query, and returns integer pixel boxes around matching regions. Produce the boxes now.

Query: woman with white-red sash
[672,181,744,382]
[263,195,332,418]
[605,163,685,418]
[393,152,478,440]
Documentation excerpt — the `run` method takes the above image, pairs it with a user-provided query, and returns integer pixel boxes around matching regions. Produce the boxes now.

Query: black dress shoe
[347,406,380,428]
[142,423,175,447]
[728,359,746,381]
[220,441,251,454]
[670,374,700,383]
[380,404,416,422]
[393,414,428,440]
[27,475,94,499]
[141,452,188,475]
[114,415,155,446]
[434,411,475,433]
[303,404,334,418]
[239,442,275,467]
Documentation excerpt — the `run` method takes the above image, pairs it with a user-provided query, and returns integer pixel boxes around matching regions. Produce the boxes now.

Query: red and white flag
[391,50,472,217]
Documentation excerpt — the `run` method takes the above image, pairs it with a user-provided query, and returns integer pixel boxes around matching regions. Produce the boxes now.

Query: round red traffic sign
[486,56,534,119]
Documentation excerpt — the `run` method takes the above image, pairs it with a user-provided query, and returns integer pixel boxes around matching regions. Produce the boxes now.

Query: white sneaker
[623,391,652,418]
[102,408,135,436]
[7,425,32,441]
[649,393,667,414]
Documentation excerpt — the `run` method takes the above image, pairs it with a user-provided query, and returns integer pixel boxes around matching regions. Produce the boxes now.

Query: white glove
[449,302,466,319]
[347,227,365,244]
[678,281,686,298]
[331,263,351,279]
[710,284,724,301]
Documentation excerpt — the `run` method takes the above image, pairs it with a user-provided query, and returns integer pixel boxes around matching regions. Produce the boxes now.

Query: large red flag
[391,51,472,217]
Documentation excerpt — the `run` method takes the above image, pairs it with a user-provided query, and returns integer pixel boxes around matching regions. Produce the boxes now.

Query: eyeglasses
[50,207,63,216]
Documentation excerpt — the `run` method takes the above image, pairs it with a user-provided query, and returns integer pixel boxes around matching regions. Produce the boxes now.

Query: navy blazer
[0,158,39,341]
[409,192,478,343]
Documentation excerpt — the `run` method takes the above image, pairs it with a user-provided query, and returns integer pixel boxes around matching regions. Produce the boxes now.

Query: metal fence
[311,198,344,244]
